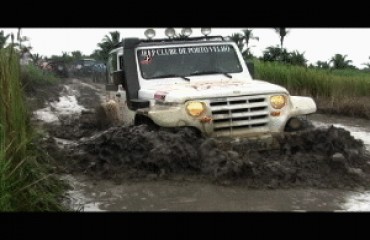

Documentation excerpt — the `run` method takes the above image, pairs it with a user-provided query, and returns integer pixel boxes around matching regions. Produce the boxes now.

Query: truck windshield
[137,44,243,80]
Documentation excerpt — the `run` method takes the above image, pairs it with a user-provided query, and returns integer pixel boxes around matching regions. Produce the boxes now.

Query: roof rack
[140,35,226,43]
[113,35,228,49]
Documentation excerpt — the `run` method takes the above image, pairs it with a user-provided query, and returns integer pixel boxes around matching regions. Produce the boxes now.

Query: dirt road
[62,113,370,212]
[31,78,370,211]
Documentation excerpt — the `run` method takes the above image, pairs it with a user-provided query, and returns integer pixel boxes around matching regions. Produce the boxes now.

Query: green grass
[255,60,370,98]
[21,63,59,91]
[254,60,370,119]
[0,47,67,211]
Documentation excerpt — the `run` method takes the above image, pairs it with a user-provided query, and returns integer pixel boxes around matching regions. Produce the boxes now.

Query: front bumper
[148,95,316,138]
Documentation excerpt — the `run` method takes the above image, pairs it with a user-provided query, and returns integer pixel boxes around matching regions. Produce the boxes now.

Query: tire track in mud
[38,79,370,189]
[55,124,370,189]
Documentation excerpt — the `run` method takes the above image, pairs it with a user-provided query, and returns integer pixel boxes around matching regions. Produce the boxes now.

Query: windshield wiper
[187,71,233,79]
[150,74,190,81]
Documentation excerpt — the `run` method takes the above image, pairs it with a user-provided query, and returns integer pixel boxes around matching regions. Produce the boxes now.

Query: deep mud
[52,124,370,189]
[33,78,370,190]
[31,78,105,140]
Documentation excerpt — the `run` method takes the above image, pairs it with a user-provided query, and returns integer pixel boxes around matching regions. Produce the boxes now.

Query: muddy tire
[285,116,314,132]
[135,115,158,131]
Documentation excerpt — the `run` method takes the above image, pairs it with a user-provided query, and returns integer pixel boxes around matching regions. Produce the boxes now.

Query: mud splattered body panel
[107,38,316,138]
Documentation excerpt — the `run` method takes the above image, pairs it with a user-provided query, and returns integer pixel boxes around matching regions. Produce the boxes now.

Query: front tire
[285,116,314,132]
[134,115,158,131]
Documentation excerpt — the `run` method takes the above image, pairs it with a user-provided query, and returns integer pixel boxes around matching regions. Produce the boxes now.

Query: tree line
[1,29,370,71]
[229,28,369,70]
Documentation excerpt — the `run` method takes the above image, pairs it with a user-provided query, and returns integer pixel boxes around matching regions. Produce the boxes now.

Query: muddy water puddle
[33,80,370,211]
[63,173,370,212]
[62,174,350,211]
[309,114,370,148]
[62,113,370,212]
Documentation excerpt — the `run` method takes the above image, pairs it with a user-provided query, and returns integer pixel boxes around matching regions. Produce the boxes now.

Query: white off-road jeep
[103,28,316,138]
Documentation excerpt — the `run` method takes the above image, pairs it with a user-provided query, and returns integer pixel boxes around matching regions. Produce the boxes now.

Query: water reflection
[61,114,370,212]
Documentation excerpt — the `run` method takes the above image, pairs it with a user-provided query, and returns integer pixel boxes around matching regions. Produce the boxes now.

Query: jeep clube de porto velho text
[102,28,316,140]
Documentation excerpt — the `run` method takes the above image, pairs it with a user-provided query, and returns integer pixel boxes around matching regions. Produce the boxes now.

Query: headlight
[270,95,286,109]
[186,101,205,116]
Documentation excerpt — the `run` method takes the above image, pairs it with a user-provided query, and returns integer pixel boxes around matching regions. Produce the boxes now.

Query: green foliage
[242,48,255,60]
[330,54,354,69]
[71,50,82,60]
[93,31,122,62]
[230,29,259,60]
[260,46,307,66]
[21,63,58,87]
[50,51,74,64]
[0,30,10,49]
[241,29,259,48]
[287,50,307,66]
[274,28,289,49]
[30,53,42,64]
[255,60,370,99]
[261,46,290,62]
[316,60,330,69]
[229,33,244,52]
[0,46,66,211]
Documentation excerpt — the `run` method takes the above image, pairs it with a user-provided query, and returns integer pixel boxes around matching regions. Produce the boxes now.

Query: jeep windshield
[137,44,243,80]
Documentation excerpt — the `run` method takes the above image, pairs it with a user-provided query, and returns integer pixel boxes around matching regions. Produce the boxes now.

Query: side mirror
[246,61,255,79]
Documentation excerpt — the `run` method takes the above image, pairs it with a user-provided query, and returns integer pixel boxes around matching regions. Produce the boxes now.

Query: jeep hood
[138,79,289,102]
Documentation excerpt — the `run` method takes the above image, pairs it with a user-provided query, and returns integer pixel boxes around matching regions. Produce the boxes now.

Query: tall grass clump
[0,46,66,211]
[254,61,370,118]
[21,63,58,92]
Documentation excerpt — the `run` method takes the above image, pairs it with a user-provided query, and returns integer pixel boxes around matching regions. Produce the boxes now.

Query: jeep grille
[210,95,269,136]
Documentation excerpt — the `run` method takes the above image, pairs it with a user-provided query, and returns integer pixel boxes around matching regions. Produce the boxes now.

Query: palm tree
[30,53,43,64]
[288,50,307,66]
[261,46,290,62]
[96,31,122,62]
[0,30,10,49]
[229,33,244,52]
[100,31,121,49]
[240,29,259,60]
[241,29,259,48]
[274,28,289,49]
[330,54,353,69]
[316,60,330,69]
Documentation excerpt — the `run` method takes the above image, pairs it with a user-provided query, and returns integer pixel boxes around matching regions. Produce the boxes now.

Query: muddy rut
[33,78,370,190]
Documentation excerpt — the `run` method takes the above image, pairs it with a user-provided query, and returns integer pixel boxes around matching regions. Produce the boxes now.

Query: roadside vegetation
[21,63,58,86]
[0,41,66,211]
[229,28,370,119]
[255,61,370,118]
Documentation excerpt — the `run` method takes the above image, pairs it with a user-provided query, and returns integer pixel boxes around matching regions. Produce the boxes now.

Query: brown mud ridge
[34,79,370,189]
[50,122,370,190]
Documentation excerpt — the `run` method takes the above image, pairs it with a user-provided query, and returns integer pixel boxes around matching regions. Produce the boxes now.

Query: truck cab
[104,28,316,138]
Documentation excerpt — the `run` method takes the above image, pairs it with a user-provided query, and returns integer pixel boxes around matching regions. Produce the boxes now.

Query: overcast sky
[2,28,370,69]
